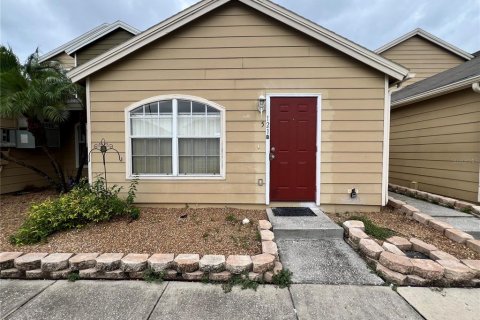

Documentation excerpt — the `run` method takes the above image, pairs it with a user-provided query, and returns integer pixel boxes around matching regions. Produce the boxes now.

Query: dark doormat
[272,207,316,217]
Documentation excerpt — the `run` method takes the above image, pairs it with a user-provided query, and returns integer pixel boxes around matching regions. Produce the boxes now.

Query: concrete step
[267,207,344,240]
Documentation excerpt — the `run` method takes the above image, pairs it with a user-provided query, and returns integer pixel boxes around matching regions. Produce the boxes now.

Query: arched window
[126,95,224,178]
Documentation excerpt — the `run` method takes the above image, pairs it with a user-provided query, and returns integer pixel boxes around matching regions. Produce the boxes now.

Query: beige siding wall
[381,36,465,85]
[390,89,480,203]
[88,3,386,209]
[0,148,55,194]
[49,52,75,70]
[76,29,134,66]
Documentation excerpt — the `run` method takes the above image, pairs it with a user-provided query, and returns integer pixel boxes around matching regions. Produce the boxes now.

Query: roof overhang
[68,0,409,83]
[392,75,480,108]
[65,21,140,55]
[39,23,109,62]
[376,28,473,61]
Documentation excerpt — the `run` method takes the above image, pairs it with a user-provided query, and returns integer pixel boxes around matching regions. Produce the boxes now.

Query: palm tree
[0,46,85,192]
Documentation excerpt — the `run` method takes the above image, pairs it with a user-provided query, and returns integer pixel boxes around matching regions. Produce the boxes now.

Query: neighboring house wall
[76,29,135,66]
[88,3,386,209]
[390,89,480,203]
[0,148,56,194]
[0,113,86,194]
[380,36,465,85]
[49,52,75,69]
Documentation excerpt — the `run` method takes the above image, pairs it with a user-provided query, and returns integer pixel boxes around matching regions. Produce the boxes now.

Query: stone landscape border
[386,195,480,254]
[0,219,283,283]
[388,183,480,218]
[342,221,480,287]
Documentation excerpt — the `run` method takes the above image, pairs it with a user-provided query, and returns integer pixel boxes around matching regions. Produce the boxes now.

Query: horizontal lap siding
[0,149,55,194]
[76,29,134,65]
[380,36,465,85]
[88,3,386,206]
[49,52,75,69]
[390,89,480,202]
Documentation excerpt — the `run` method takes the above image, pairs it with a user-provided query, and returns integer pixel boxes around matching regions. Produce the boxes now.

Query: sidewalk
[389,191,480,239]
[0,280,426,320]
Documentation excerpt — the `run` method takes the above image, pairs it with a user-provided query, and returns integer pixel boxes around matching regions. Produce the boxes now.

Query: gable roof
[39,21,139,63]
[376,28,473,61]
[392,56,480,107]
[68,0,409,82]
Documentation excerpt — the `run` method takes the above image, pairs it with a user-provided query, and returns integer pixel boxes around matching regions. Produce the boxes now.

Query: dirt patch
[0,190,266,255]
[326,208,480,260]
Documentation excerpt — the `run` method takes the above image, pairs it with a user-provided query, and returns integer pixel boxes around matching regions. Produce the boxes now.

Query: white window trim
[124,94,226,180]
[74,122,87,169]
[265,93,322,206]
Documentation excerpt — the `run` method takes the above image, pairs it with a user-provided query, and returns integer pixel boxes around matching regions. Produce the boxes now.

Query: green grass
[349,215,395,240]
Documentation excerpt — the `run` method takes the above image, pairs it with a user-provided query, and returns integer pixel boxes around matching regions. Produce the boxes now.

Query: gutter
[392,75,480,107]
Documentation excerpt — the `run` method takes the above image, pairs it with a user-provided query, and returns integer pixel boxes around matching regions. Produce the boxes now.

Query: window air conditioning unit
[16,130,36,148]
[0,129,17,147]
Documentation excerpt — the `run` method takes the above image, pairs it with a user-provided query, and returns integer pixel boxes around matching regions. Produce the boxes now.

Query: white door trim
[265,93,322,206]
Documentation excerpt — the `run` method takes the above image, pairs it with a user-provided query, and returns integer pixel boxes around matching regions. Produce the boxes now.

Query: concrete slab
[267,208,343,240]
[149,282,296,320]
[290,284,422,320]
[389,192,472,217]
[0,280,54,319]
[7,280,165,320]
[436,217,480,239]
[397,287,480,320]
[390,192,480,239]
[277,239,384,285]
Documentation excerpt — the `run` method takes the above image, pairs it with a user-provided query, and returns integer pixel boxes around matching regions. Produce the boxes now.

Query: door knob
[270,153,275,160]
[271,146,276,152]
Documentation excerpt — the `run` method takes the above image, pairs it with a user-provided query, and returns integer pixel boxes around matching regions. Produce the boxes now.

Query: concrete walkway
[1,280,427,320]
[397,287,480,320]
[389,191,480,239]
[268,208,383,285]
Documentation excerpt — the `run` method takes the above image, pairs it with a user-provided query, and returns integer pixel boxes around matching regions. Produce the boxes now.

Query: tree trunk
[74,146,87,183]
[40,146,68,192]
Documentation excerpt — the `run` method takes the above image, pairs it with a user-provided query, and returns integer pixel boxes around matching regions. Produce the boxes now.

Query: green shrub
[349,215,394,240]
[272,269,293,288]
[9,178,139,245]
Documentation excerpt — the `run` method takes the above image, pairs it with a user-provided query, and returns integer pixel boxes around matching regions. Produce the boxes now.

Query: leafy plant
[67,271,80,282]
[9,177,139,245]
[143,268,165,283]
[349,215,394,240]
[272,269,293,288]
[221,274,259,293]
[0,46,86,192]
[225,213,238,223]
[461,207,472,214]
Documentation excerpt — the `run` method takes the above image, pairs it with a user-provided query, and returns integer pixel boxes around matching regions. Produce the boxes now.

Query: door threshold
[269,202,318,208]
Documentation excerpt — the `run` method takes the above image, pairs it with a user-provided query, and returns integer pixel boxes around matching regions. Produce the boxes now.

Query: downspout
[472,82,480,93]
[472,82,480,202]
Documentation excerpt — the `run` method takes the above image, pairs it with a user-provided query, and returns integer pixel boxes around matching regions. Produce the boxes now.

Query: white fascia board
[39,23,109,62]
[65,21,140,55]
[376,28,473,60]
[68,0,409,82]
[392,75,480,108]
[241,0,409,80]
[68,0,228,82]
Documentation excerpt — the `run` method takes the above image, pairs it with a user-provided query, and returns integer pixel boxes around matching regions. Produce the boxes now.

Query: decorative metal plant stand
[88,138,122,187]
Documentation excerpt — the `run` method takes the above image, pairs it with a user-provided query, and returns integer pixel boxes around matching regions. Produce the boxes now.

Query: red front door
[269,97,317,201]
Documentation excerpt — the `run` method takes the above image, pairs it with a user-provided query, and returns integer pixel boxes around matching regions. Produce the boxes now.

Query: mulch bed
[326,207,480,260]
[0,190,266,255]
